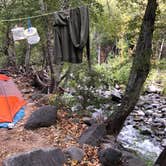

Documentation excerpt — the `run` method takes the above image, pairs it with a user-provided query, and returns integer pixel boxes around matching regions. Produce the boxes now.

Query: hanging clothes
[53,6,90,64]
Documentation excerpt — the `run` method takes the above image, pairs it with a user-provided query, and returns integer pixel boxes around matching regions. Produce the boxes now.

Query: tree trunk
[106,0,158,136]
[4,25,17,67]
[158,39,164,60]
[39,0,70,93]
[154,147,166,166]
[97,44,101,64]
[39,0,56,93]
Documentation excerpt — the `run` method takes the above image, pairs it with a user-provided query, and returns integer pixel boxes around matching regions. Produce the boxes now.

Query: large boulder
[79,124,106,146]
[98,148,122,166]
[64,146,84,162]
[122,151,146,166]
[3,148,65,166]
[25,105,57,130]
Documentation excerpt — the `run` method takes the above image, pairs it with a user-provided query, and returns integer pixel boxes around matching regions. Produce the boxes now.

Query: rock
[92,111,105,122]
[140,127,152,136]
[123,154,146,166]
[82,117,96,126]
[144,105,153,110]
[86,105,95,111]
[71,104,83,112]
[79,124,106,146]
[138,110,145,116]
[161,107,166,112]
[152,103,160,108]
[24,105,57,130]
[146,85,162,93]
[101,143,113,149]
[155,131,165,137]
[64,147,84,162]
[133,116,143,122]
[153,118,165,127]
[3,148,65,166]
[111,89,122,102]
[98,148,122,166]
[145,110,153,117]
[152,112,162,118]
[152,122,165,128]
[161,139,166,147]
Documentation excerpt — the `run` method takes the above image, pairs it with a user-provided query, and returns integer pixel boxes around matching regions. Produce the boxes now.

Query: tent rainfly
[0,74,26,128]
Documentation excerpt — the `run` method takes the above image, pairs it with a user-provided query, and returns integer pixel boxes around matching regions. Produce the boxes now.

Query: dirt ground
[0,103,100,166]
[0,75,99,166]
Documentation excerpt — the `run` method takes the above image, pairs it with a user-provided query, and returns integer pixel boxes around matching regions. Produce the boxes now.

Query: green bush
[57,56,132,109]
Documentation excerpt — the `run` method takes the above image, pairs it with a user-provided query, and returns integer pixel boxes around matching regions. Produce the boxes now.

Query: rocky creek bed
[30,86,166,163]
[87,91,166,162]
[118,93,166,161]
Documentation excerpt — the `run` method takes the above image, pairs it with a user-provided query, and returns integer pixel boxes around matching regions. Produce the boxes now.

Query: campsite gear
[0,74,26,127]
[24,27,40,45]
[53,6,90,64]
[11,26,26,41]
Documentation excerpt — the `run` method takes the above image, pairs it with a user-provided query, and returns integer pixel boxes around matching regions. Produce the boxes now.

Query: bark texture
[154,147,166,166]
[106,0,158,135]
[4,25,17,67]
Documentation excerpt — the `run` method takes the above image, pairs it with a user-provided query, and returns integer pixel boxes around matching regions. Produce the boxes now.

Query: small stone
[145,110,153,117]
[152,122,165,128]
[161,139,166,147]
[133,116,143,122]
[140,127,152,136]
[152,103,160,108]
[137,110,145,116]
[152,113,162,118]
[71,104,83,112]
[155,131,165,136]
[161,107,166,112]
[146,85,162,93]
[145,105,154,110]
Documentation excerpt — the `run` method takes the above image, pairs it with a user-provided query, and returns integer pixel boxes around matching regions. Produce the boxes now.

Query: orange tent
[0,74,26,123]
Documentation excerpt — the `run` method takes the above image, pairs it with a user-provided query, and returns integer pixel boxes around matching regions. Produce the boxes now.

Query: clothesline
[0,12,56,22]
[0,5,90,23]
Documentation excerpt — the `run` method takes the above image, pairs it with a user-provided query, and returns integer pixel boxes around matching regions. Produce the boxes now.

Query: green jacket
[54,6,90,64]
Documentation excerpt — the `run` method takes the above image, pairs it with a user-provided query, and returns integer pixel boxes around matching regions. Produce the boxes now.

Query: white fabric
[27,35,40,45]
[24,27,40,45]
[11,27,25,41]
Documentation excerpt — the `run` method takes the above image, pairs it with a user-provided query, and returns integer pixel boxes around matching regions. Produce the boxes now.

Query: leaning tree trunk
[154,147,166,166]
[106,0,158,136]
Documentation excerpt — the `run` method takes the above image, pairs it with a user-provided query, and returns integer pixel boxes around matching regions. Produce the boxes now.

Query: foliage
[52,56,131,109]
[95,56,132,85]
[144,59,166,95]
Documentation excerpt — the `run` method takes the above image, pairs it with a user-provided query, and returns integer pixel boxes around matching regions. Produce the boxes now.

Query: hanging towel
[53,6,90,64]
